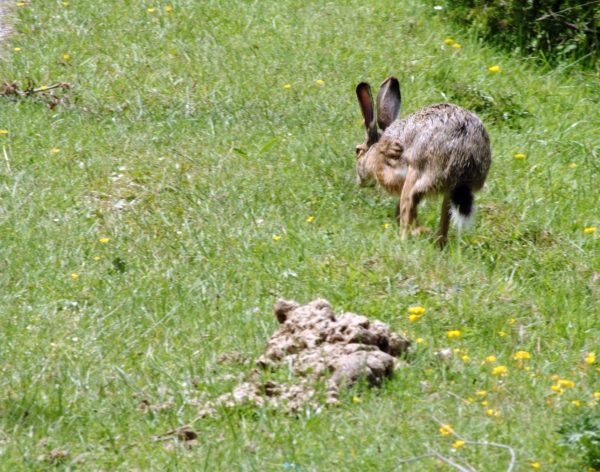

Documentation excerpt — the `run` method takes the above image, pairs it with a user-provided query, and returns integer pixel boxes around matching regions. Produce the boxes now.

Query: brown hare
[355,76,492,247]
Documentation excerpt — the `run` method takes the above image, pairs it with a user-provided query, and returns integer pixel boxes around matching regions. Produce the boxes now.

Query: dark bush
[446,0,600,67]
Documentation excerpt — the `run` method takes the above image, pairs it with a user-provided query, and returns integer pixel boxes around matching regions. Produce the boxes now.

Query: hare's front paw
[379,137,403,160]
[411,226,432,236]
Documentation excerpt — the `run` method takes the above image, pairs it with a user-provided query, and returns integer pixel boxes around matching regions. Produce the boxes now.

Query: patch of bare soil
[198,298,411,416]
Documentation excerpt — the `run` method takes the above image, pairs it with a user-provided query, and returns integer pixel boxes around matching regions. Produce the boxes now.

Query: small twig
[26,82,70,96]
[447,390,471,404]
[430,415,517,472]
[427,448,474,472]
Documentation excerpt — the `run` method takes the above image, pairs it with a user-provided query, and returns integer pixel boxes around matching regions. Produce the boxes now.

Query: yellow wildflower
[492,365,508,375]
[352,396,361,403]
[408,306,426,315]
[452,440,465,449]
[481,400,489,406]
[514,351,531,360]
[586,352,596,364]
[63,54,70,60]
[52,148,60,153]
[306,216,314,223]
[0,130,7,134]
[476,390,486,397]
[40,86,48,91]
[486,409,494,416]
[569,163,577,168]
[514,154,525,159]
[382,223,390,228]
[462,355,470,362]
[99,237,110,244]
[488,65,500,73]
[316,79,325,85]
[62,1,68,4]
[558,379,575,388]
[273,235,281,241]
[551,385,564,394]
[453,43,461,49]
[14,47,21,52]
[509,318,516,324]
[94,256,100,261]
[408,314,421,323]
[498,331,506,337]
[416,338,423,344]
[594,392,600,398]
[166,6,173,12]
[439,424,453,436]
[147,8,155,12]
[485,355,497,363]
[17,2,25,6]
[444,38,454,45]
[446,330,461,338]
[71,273,79,280]
[532,462,540,469]
[284,84,291,89]
[572,400,581,407]
[584,227,596,234]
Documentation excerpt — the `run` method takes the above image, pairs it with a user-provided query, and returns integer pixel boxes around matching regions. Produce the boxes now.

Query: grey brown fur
[355,77,492,247]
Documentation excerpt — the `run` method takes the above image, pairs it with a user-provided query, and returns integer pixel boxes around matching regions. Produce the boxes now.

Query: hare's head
[355,77,402,186]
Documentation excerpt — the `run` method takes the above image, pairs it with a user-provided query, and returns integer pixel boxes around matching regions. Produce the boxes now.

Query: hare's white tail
[450,186,476,230]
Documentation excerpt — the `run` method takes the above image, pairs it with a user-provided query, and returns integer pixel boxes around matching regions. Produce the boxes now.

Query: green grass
[0,0,599,470]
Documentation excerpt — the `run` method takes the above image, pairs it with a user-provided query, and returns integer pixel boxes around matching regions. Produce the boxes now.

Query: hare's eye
[355,146,361,155]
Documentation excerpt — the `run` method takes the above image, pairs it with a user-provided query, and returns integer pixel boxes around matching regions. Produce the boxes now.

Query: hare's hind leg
[435,193,452,248]
[399,167,433,239]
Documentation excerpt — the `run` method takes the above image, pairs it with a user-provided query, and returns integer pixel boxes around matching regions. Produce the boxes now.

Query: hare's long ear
[376,76,401,130]
[356,82,378,143]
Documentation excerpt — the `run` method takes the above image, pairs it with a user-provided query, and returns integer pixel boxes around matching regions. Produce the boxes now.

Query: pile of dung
[200,298,410,415]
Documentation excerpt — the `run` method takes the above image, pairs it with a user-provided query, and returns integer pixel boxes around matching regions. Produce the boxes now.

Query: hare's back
[396,103,491,189]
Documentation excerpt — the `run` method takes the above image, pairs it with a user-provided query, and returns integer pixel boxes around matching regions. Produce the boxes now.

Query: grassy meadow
[0,0,599,470]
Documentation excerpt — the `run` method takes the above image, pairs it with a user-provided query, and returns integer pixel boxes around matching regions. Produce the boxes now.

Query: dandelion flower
[147,8,155,12]
[408,306,426,315]
[453,43,461,49]
[486,409,494,416]
[514,351,531,360]
[586,352,596,364]
[569,163,577,168]
[284,84,291,89]
[352,396,361,403]
[439,424,453,436]
[584,227,596,234]
[572,400,581,407]
[498,331,506,337]
[558,379,575,388]
[382,223,390,228]
[409,314,421,323]
[316,79,325,85]
[17,2,25,6]
[551,385,564,394]
[166,6,173,12]
[444,38,454,45]
[492,365,508,375]
[531,463,540,469]
[14,47,21,52]
[52,148,60,153]
[273,235,281,241]
[99,237,110,244]
[416,338,423,344]
[509,318,516,324]
[71,273,79,280]
[0,130,7,134]
[488,65,500,73]
[481,400,489,406]
[594,392,600,398]
[514,153,525,159]
[94,256,100,261]
[462,355,470,362]
[63,54,70,60]
[476,390,486,397]
[446,330,461,338]
[306,216,314,223]
[485,355,497,363]
[452,440,465,449]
